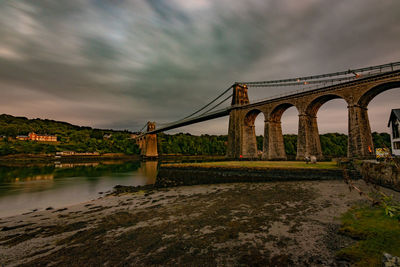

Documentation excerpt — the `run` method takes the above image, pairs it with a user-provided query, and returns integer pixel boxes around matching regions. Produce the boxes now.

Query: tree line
[0,114,391,157]
[256,132,390,158]
[158,132,390,157]
[157,133,227,155]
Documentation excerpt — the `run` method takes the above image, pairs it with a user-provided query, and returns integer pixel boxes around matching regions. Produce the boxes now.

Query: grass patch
[337,205,400,266]
[164,161,339,170]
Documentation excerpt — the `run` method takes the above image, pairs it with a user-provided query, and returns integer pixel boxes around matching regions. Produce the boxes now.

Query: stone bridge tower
[227,84,251,158]
[138,122,158,158]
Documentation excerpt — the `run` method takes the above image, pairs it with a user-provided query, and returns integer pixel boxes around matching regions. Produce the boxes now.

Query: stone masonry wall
[354,161,400,192]
[155,166,360,188]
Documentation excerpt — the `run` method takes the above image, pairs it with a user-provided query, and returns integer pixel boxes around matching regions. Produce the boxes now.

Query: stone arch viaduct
[137,67,400,160]
[227,70,400,160]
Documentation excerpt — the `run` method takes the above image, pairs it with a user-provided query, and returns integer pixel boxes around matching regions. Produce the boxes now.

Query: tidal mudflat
[0,180,397,266]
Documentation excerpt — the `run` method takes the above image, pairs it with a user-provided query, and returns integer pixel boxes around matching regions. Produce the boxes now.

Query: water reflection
[0,161,158,218]
[138,161,158,184]
[55,162,100,168]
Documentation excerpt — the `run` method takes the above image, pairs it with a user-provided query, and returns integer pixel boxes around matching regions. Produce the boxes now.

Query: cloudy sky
[0,0,399,135]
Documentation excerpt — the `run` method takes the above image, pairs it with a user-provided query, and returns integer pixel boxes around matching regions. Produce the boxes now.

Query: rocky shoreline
[1,179,395,266]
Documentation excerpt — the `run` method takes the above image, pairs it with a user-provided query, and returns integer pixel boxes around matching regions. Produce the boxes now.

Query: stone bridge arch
[264,103,299,160]
[348,81,400,158]
[297,94,349,160]
[242,109,265,158]
[305,94,347,116]
[357,81,400,107]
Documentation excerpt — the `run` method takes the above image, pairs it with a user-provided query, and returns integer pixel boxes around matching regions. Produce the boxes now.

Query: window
[393,120,400,139]
[394,141,400,150]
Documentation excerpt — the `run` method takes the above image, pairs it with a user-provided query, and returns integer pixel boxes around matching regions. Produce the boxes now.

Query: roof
[388,109,400,127]
[30,132,56,137]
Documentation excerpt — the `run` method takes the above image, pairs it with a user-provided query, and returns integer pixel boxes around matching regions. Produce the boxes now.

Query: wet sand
[0,180,398,266]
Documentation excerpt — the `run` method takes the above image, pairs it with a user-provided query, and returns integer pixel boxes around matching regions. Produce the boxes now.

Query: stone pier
[347,105,374,158]
[138,122,158,158]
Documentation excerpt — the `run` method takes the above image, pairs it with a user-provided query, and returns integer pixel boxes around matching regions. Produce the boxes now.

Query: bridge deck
[146,107,231,134]
[143,69,400,135]
[238,69,400,110]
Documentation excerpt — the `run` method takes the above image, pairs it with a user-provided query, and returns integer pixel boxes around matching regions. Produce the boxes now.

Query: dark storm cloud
[0,0,399,134]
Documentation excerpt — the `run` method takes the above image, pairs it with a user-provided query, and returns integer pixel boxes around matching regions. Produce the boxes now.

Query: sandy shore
[0,180,397,266]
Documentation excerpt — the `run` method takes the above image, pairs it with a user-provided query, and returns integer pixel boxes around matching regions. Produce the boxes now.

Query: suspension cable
[238,61,400,86]
[154,94,232,129]
[247,75,372,87]
[137,122,148,133]
[147,84,234,131]
[198,93,232,117]
[176,84,234,121]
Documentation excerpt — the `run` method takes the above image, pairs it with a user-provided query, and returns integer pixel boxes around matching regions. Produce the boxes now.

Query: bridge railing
[239,61,400,87]
[242,64,400,107]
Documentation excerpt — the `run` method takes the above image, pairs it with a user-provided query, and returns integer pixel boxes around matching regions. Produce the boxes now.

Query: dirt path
[0,180,396,266]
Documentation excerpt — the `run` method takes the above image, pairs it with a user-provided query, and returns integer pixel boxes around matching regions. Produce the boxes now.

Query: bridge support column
[227,84,251,159]
[265,120,286,160]
[141,137,145,151]
[242,124,258,158]
[296,114,322,160]
[140,122,158,158]
[227,109,243,158]
[136,137,143,151]
[348,105,374,158]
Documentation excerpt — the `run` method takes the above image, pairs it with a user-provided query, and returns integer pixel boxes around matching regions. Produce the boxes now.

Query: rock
[383,253,400,267]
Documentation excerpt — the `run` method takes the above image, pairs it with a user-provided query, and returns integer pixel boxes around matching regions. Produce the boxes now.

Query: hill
[0,114,140,155]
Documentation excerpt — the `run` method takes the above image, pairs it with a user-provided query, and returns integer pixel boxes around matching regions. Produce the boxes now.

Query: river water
[0,161,158,218]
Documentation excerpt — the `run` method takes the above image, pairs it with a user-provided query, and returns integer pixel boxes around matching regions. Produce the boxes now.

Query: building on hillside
[28,132,57,142]
[56,151,100,156]
[56,151,76,156]
[16,135,29,141]
[77,152,100,156]
[388,109,400,156]
[103,133,112,139]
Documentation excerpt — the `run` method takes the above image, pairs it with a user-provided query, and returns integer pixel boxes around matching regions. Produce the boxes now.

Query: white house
[388,109,400,156]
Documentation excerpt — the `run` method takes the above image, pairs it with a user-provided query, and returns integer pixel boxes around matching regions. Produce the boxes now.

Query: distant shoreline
[0,154,226,165]
[0,153,140,165]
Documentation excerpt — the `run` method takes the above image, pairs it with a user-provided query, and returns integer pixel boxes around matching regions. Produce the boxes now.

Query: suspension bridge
[135,61,400,159]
